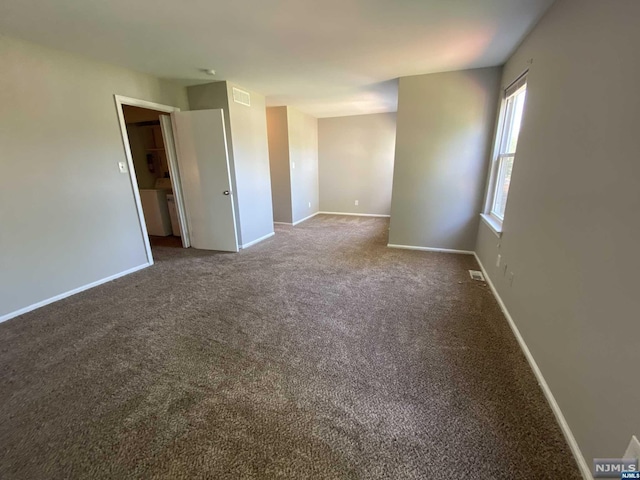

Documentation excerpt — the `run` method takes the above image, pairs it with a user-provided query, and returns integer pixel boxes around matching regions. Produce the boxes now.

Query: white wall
[0,34,188,318]
[287,107,319,223]
[389,68,501,251]
[318,113,396,216]
[475,0,640,466]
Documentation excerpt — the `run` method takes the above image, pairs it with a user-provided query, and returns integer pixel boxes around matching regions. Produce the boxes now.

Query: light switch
[291,161,295,169]
[118,161,128,173]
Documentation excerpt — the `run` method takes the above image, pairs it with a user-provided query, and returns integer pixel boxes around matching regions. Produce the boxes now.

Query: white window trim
[481,71,528,237]
[480,213,503,238]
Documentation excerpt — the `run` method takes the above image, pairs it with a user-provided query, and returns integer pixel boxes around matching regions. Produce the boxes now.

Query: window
[483,75,527,233]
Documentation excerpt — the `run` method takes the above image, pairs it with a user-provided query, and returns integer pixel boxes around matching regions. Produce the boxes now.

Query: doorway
[115,96,240,259]
[114,96,190,265]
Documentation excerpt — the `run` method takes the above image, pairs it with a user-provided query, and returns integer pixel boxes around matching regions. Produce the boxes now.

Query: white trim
[160,115,190,247]
[0,263,151,324]
[318,211,390,218]
[273,222,293,226]
[113,95,182,263]
[624,435,640,460]
[473,253,592,480]
[387,244,474,255]
[292,212,319,225]
[480,213,503,238]
[241,231,275,249]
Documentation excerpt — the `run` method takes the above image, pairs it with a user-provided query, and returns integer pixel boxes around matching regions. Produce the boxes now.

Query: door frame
[113,95,187,265]
[159,116,191,247]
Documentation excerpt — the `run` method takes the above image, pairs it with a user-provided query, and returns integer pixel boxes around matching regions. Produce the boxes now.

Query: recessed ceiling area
[0,0,555,117]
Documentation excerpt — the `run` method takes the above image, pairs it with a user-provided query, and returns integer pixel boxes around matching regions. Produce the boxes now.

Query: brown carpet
[0,215,580,479]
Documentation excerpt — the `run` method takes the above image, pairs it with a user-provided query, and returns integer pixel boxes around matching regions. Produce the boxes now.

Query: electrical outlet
[308,202,311,208]
[118,161,128,173]
[291,161,295,169]
[508,272,515,286]
[496,254,501,268]
[355,200,359,206]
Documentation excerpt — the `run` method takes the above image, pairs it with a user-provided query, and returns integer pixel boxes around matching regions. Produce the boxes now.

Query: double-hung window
[484,75,527,233]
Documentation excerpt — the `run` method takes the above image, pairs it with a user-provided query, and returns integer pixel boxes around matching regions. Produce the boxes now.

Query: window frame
[481,72,528,236]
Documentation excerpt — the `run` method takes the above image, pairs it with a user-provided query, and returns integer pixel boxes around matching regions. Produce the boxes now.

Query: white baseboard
[318,211,390,218]
[473,253,592,480]
[241,231,275,249]
[0,262,152,324]
[387,243,474,255]
[292,212,319,226]
[273,221,293,226]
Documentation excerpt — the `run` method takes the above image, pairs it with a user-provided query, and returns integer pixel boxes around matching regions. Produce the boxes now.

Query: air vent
[469,270,485,281]
[232,87,251,107]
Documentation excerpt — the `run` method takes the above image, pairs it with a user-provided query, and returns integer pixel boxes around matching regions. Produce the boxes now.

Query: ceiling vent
[232,87,251,107]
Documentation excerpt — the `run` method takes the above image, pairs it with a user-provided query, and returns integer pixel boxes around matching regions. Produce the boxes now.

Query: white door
[171,109,239,252]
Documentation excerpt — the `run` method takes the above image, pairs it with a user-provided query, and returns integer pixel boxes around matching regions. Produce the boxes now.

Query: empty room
[1,1,638,479]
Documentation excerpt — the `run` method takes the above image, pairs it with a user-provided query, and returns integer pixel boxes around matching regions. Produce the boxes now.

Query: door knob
[223,190,230,195]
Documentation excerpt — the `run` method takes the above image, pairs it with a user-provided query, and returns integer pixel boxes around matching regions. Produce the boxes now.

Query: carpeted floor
[0,215,580,479]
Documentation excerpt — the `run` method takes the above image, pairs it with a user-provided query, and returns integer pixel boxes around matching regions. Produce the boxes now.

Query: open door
[171,109,239,252]
[159,115,190,247]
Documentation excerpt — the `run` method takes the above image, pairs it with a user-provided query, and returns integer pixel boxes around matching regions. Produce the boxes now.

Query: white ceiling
[0,0,555,117]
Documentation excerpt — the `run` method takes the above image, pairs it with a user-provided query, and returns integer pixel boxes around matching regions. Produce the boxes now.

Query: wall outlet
[355,200,359,206]
[308,202,311,208]
[291,161,295,169]
[118,161,128,173]
[624,435,640,460]
[496,254,501,268]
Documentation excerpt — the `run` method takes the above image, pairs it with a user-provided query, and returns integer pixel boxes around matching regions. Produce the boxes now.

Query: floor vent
[232,87,251,107]
[469,270,485,281]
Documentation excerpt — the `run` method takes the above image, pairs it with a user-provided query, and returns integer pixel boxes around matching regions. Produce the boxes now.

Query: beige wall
[266,107,293,224]
[475,0,640,464]
[389,68,501,250]
[318,113,396,216]
[266,106,319,224]
[0,34,188,318]
[287,107,319,223]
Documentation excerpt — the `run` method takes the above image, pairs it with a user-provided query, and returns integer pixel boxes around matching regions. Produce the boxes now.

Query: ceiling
[0,0,555,117]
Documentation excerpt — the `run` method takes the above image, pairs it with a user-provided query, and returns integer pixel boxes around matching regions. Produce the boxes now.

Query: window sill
[480,214,503,238]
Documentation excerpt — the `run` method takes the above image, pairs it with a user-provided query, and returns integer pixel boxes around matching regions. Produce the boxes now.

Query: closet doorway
[114,96,190,265]
[115,96,240,261]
